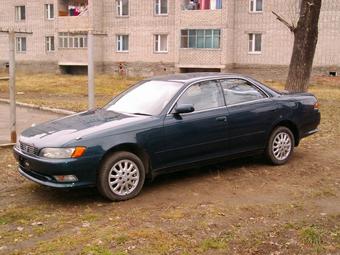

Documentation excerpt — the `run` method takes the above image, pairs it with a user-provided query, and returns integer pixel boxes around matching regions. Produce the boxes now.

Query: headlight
[39,147,86,159]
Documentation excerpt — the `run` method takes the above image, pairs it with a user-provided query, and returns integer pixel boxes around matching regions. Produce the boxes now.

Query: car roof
[149,72,252,83]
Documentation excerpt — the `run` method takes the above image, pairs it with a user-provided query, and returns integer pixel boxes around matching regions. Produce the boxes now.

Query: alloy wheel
[108,159,140,196]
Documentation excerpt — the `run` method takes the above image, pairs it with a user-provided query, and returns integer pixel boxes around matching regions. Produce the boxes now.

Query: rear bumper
[299,109,320,140]
[13,146,99,188]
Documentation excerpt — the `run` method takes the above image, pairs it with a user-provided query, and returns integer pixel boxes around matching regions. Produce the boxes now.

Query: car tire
[97,151,145,201]
[266,126,295,165]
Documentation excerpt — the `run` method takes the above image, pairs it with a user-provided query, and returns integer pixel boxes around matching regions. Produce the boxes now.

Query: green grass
[200,238,228,251]
[200,233,233,252]
[81,245,114,255]
[300,226,323,246]
[114,235,129,245]
[0,210,34,225]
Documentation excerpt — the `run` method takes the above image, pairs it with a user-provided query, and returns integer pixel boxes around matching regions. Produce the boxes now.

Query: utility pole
[85,30,107,110]
[8,30,16,142]
[0,28,32,143]
[87,30,95,110]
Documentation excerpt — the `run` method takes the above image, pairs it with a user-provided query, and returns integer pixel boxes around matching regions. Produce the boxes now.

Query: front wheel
[266,126,295,165]
[97,151,145,201]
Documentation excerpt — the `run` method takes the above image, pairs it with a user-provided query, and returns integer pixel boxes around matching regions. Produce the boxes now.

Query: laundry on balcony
[58,0,89,16]
[183,0,222,10]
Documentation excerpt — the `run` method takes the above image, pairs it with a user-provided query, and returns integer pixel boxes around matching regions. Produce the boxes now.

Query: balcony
[58,48,88,66]
[181,0,222,11]
[179,48,224,68]
[57,15,90,31]
[180,0,223,27]
[57,0,89,31]
[58,0,88,17]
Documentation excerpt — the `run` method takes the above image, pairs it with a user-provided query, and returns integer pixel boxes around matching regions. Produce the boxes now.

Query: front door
[158,80,228,169]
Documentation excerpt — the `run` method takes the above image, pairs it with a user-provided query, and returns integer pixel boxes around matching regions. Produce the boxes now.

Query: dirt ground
[0,75,339,255]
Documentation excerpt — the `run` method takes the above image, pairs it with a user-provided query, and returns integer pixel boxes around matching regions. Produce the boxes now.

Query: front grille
[20,142,39,156]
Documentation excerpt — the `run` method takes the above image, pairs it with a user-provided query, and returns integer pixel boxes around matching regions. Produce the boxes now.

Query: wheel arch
[271,120,300,146]
[99,143,151,176]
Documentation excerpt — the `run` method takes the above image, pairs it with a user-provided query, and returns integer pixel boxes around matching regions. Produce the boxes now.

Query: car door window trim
[167,78,225,115]
[166,76,272,115]
[220,78,270,107]
[226,98,270,108]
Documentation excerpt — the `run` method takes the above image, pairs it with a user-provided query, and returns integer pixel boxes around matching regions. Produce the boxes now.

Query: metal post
[8,30,16,143]
[87,30,95,110]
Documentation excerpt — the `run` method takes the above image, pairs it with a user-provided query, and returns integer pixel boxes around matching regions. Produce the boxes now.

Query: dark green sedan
[13,73,320,201]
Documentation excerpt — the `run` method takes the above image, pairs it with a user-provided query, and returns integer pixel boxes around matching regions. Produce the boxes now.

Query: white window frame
[248,33,262,54]
[46,36,55,52]
[15,6,26,21]
[58,33,88,49]
[155,0,168,15]
[116,0,129,16]
[154,34,168,53]
[45,4,54,20]
[181,29,221,49]
[249,0,263,13]
[16,37,27,53]
[117,34,129,52]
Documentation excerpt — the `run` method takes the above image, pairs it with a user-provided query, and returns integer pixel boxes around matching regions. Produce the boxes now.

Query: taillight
[314,102,320,110]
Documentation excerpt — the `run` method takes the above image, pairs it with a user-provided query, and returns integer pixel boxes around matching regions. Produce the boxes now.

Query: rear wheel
[266,126,295,165]
[97,151,145,201]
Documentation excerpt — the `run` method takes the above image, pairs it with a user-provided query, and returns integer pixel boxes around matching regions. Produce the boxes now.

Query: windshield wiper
[132,112,152,116]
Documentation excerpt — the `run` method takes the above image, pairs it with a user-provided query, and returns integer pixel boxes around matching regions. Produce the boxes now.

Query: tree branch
[272,11,296,32]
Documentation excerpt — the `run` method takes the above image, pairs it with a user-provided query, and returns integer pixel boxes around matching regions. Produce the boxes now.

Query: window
[46,36,55,52]
[248,33,262,53]
[220,79,266,105]
[155,0,168,15]
[117,35,129,52]
[58,33,87,49]
[154,34,168,52]
[177,81,224,112]
[181,29,220,49]
[249,0,263,12]
[16,37,27,53]
[15,6,26,21]
[45,4,54,20]
[106,81,182,116]
[116,0,129,16]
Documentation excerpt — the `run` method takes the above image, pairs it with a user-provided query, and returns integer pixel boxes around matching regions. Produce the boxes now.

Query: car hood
[19,109,152,147]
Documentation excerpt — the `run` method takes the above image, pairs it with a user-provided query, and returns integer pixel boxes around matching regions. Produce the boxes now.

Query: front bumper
[13,146,99,188]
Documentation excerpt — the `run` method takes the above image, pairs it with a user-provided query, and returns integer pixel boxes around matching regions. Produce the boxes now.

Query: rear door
[220,78,277,154]
[158,80,229,168]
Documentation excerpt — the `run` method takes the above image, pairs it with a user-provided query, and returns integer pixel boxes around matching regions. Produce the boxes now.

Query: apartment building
[0,0,339,76]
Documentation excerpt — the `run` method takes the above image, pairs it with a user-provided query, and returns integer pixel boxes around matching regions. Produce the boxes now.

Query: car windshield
[105,80,183,116]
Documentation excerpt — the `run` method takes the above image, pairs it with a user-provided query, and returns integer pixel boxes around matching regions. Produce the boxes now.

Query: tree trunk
[285,0,322,92]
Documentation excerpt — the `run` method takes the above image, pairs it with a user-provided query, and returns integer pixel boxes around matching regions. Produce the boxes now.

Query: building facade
[0,0,339,76]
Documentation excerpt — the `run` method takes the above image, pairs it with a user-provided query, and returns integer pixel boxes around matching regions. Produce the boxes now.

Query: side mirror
[174,104,195,114]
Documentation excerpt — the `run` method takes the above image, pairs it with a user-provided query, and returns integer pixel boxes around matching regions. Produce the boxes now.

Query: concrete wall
[0,0,58,69]
[234,0,340,68]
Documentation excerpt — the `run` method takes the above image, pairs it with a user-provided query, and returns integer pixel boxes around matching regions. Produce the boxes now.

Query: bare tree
[273,0,322,92]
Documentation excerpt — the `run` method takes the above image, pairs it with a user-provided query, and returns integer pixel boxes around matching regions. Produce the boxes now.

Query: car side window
[177,80,224,112]
[220,79,266,105]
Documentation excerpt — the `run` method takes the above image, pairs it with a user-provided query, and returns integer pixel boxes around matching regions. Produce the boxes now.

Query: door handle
[216,116,227,122]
